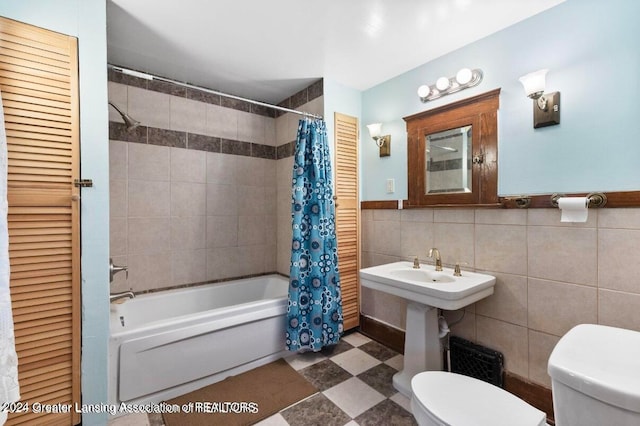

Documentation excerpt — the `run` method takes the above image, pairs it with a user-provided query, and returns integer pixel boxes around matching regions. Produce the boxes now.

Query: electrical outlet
[386,178,395,193]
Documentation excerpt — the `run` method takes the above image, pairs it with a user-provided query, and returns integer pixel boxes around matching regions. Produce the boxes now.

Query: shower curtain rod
[107,64,323,120]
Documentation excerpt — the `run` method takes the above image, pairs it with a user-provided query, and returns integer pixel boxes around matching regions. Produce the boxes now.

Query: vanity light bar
[417,68,483,103]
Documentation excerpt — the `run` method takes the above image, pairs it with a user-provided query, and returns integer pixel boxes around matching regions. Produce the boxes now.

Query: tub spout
[110,291,135,304]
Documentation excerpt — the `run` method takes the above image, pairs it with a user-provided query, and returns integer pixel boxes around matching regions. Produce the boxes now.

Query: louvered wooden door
[0,16,81,426]
[334,113,359,330]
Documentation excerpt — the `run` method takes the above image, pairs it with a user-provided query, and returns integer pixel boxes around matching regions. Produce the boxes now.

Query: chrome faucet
[110,291,135,304]
[428,248,443,271]
[110,258,128,283]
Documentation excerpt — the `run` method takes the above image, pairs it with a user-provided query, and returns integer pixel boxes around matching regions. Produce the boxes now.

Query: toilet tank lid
[548,324,640,413]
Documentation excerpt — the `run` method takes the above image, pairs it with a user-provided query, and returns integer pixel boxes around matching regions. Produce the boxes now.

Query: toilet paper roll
[558,197,589,222]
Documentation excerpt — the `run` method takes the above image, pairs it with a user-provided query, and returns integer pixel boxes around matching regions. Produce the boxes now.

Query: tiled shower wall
[361,207,640,389]
[108,70,322,292]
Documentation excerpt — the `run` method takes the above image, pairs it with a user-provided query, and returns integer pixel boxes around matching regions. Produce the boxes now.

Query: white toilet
[410,324,640,426]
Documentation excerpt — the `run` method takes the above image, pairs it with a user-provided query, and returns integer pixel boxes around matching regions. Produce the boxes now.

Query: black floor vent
[449,335,504,387]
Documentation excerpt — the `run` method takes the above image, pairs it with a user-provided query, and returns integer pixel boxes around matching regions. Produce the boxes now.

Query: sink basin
[359,261,496,397]
[388,268,455,284]
[360,261,495,310]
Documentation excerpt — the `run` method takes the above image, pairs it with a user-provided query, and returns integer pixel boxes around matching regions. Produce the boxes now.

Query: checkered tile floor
[109,332,417,426]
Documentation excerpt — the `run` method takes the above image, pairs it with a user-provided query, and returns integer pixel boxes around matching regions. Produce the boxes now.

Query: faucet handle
[410,256,420,269]
[453,261,469,277]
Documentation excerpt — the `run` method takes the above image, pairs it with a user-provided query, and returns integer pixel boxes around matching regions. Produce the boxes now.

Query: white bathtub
[108,274,289,408]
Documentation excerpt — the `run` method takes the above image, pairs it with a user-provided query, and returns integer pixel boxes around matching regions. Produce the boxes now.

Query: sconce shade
[519,69,548,99]
[367,123,382,138]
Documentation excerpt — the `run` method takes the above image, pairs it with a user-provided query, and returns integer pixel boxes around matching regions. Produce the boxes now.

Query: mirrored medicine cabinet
[404,89,500,207]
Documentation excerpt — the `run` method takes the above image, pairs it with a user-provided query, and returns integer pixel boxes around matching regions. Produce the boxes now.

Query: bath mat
[162,358,317,426]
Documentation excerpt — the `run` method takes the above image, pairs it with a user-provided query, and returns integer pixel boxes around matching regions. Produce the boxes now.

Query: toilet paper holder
[550,192,607,208]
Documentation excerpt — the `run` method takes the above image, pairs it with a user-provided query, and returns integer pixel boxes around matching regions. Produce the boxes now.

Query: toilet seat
[411,372,547,426]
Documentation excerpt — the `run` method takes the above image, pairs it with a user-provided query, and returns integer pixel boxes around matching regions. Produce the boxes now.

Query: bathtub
[108,274,289,408]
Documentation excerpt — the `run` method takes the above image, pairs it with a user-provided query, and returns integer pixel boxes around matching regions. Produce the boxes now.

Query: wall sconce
[366,123,391,157]
[417,68,483,103]
[518,69,560,128]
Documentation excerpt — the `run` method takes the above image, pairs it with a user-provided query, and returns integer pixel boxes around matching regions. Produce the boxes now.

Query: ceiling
[107,0,566,104]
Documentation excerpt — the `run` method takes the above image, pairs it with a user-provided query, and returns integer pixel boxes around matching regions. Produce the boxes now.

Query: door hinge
[74,179,93,188]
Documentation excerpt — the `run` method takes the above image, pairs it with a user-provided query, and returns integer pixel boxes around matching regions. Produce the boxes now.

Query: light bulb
[456,68,472,85]
[436,77,450,91]
[417,85,431,98]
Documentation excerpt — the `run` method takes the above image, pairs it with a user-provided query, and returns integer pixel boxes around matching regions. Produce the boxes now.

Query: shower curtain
[286,118,343,352]
[0,89,19,425]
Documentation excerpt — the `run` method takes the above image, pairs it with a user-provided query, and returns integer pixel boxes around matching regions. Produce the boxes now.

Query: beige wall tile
[264,117,276,146]
[445,310,476,342]
[237,111,265,144]
[475,272,528,326]
[400,221,434,259]
[528,330,559,388]
[128,180,170,217]
[599,208,640,229]
[371,220,401,256]
[206,184,238,216]
[372,210,400,222]
[110,179,127,218]
[236,156,265,186]
[475,224,527,275]
[475,209,527,225]
[237,245,266,276]
[599,289,640,332]
[476,315,528,377]
[361,215,373,253]
[171,216,206,250]
[527,208,597,228]
[206,215,238,248]
[172,249,206,286]
[109,140,127,180]
[275,114,290,146]
[110,216,127,257]
[360,287,407,330]
[171,182,206,217]
[400,209,433,223]
[171,147,205,183]
[206,247,241,281]
[206,152,236,184]
[598,228,640,293]
[127,253,172,292]
[433,223,474,267]
[206,104,237,140]
[128,86,170,129]
[305,96,324,117]
[238,215,266,246]
[237,185,266,214]
[434,208,474,223]
[128,143,169,182]
[128,217,171,255]
[527,226,597,285]
[170,96,206,134]
[528,278,597,336]
[264,160,277,188]
[370,253,403,266]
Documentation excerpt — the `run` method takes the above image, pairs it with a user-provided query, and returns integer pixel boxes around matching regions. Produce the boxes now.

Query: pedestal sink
[359,261,496,397]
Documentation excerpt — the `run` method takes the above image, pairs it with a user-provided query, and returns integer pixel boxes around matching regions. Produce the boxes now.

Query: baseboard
[358,314,405,354]
[357,314,554,424]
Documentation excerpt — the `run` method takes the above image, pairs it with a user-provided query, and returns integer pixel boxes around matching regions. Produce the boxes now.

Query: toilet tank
[548,324,640,426]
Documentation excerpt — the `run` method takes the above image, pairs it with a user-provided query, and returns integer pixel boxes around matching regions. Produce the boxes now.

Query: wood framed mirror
[404,89,500,207]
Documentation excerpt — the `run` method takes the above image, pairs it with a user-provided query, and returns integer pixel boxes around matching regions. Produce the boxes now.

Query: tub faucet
[428,248,443,271]
[110,291,135,304]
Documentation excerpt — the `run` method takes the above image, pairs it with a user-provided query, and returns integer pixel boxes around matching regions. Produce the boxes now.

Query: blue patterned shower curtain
[286,118,343,352]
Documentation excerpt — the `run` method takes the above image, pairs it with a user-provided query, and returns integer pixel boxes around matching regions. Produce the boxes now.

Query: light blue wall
[362,0,640,200]
[0,1,109,425]
[323,78,363,192]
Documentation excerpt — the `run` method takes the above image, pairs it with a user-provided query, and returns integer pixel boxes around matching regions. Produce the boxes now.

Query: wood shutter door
[334,113,360,330]
[0,16,81,426]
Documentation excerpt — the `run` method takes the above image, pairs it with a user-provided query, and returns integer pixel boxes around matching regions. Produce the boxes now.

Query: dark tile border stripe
[109,121,283,160]
[108,66,323,119]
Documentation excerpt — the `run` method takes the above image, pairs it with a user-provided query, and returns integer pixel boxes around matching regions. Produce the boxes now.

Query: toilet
[410,324,640,426]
